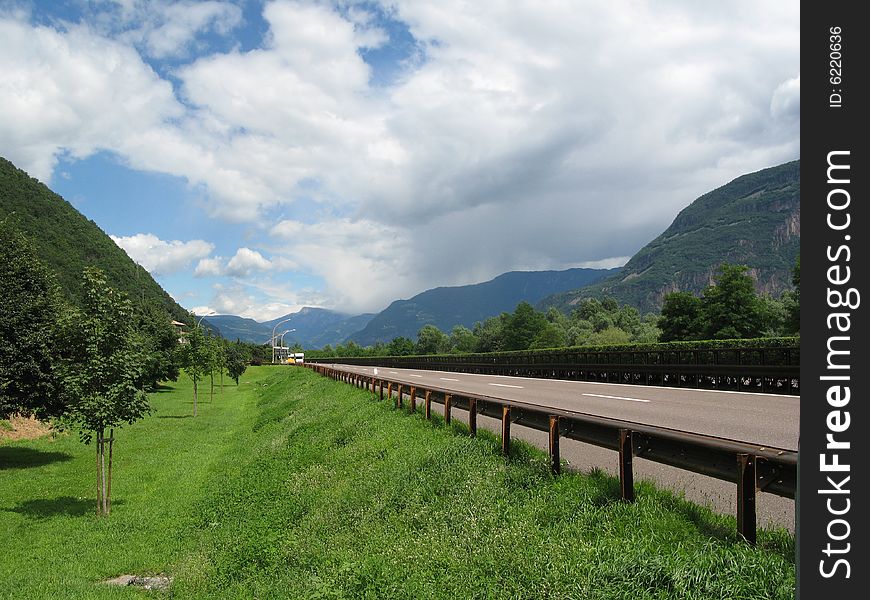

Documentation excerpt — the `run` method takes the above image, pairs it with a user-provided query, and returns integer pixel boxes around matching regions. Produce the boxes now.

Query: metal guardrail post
[409,387,416,412]
[468,398,477,436]
[387,382,392,404]
[397,385,403,409]
[619,429,635,502]
[379,379,384,400]
[425,390,432,420]
[549,416,561,475]
[444,394,452,424]
[502,406,511,455]
[737,453,757,545]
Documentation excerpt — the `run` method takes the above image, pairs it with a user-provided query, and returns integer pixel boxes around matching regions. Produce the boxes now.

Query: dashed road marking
[408,374,423,378]
[440,377,460,381]
[488,383,524,389]
[582,393,650,403]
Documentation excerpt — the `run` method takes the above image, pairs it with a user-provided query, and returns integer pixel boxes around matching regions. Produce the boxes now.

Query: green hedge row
[311,337,800,365]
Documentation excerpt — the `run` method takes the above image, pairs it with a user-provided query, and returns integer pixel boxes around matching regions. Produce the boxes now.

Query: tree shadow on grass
[152,384,177,393]
[7,496,125,519]
[0,447,73,470]
[156,415,194,419]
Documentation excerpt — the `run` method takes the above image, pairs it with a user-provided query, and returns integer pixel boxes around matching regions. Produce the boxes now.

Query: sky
[0,0,800,321]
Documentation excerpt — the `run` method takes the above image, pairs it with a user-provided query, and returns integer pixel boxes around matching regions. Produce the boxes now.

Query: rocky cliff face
[541,160,800,314]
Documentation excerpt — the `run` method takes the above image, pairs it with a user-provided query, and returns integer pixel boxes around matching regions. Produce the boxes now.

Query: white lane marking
[408,374,423,378]
[582,393,650,403]
[489,383,524,389]
[389,371,398,374]
[440,377,460,381]
[454,371,792,398]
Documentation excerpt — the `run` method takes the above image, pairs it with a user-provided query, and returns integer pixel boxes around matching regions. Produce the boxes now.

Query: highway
[327,363,799,451]
[322,363,799,530]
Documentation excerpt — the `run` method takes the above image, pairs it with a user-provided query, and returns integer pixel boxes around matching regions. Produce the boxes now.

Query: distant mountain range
[0,157,190,322]
[2,154,799,350]
[347,268,618,346]
[540,160,800,314]
[203,307,375,347]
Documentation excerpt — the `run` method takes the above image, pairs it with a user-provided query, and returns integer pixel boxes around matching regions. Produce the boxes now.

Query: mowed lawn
[1,367,795,599]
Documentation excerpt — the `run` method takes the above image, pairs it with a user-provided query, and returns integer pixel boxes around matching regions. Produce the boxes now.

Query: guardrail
[306,363,797,545]
[307,345,800,394]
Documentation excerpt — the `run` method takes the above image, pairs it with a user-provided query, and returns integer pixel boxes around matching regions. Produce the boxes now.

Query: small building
[172,320,188,344]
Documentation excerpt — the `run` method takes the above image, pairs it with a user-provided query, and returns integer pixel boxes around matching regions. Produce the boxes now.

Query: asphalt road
[322,363,799,531]
[328,363,799,451]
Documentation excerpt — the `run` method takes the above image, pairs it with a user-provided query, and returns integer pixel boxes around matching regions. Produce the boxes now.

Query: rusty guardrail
[305,362,796,545]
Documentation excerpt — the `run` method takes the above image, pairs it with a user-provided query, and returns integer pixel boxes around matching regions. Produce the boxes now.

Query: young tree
[225,340,251,384]
[57,267,150,516]
[0,220,66,421]
[181,319,210,416]
[133,301,181,389]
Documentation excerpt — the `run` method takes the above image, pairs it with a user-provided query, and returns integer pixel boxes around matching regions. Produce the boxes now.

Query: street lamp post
[275,329,295,363]
[270,317,294,364]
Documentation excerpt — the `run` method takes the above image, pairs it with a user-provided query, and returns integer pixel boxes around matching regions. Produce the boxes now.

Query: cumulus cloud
[225,247,273,277]
[194,247,277,279]
[110,233,214,275]
[1,1,800,314]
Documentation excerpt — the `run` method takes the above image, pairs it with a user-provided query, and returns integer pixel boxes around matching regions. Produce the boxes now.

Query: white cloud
[110,233,214,275]
[119,1,243,59]
[1,1,800,313]
[270,217,416,313]
[193,256,224,278]
[225,247,273,277]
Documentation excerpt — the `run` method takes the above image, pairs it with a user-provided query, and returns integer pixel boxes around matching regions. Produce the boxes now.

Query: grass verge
[1,367,795,599]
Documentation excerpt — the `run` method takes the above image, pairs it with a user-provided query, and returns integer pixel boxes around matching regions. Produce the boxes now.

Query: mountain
[203,307,375,348]
[0,157,189,321]
[348,268,618,346]
[540,160,800,314]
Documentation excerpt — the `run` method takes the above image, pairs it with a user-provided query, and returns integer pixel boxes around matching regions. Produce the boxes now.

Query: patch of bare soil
[0,415,53,442]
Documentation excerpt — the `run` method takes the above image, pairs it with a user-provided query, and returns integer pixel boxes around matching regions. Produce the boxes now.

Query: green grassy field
[1,367,794,599]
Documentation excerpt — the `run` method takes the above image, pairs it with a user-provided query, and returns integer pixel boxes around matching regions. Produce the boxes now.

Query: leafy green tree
[0,220,66,420]
[133,301,181,389]
[249,343,269,366]
[473,315,506,353]
[416,324,448,354]
[181,319,210,416]
[225,340,251,384]
[659,292,704,342]
[701,264,766,339]
[587,326,632,346]
[449,325,477,353]
[386,337,415,356]
[530,323,566,349]
[502,302,549,350]
[205,334,225,399]
[56,267,150,516]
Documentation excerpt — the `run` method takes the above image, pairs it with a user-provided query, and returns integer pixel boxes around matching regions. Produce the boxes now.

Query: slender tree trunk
[96,431,102,517]
[193,375,198,417]
[107,428,114,516]
[220,369,224,395]
[210,372,214,402]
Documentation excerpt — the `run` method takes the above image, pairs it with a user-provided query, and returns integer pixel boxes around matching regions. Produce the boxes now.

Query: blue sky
[1,1,799,321]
